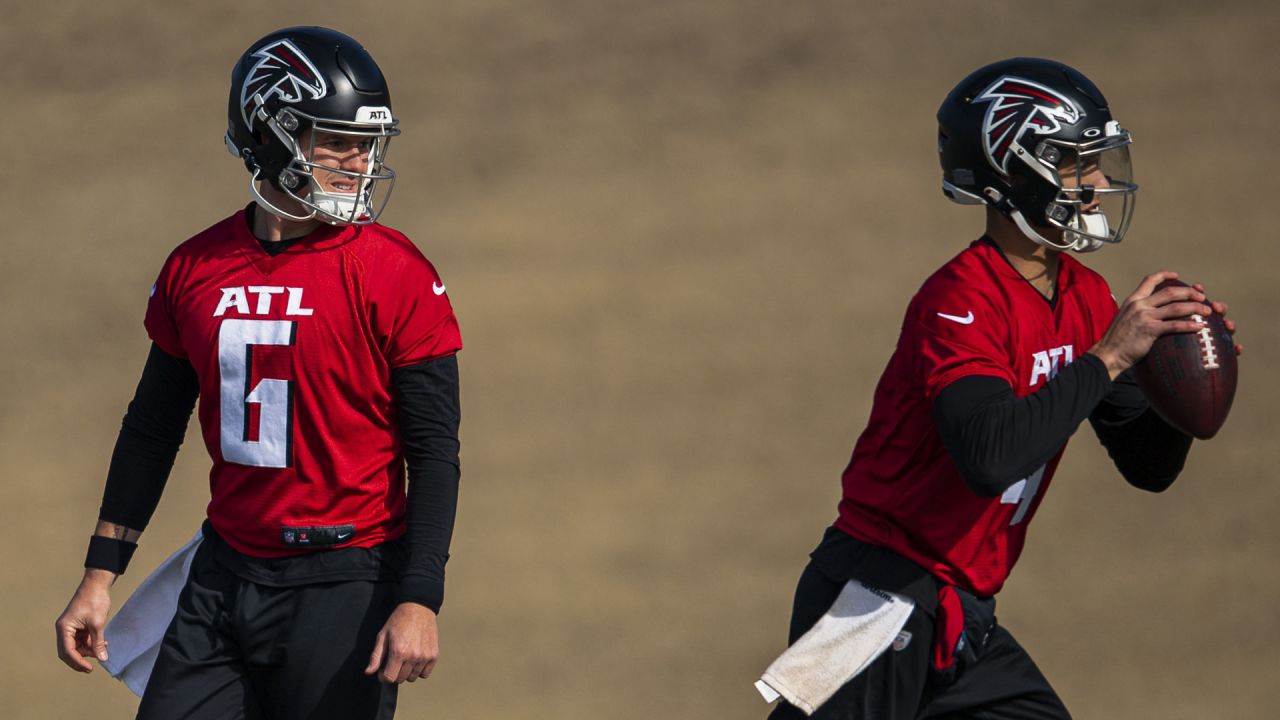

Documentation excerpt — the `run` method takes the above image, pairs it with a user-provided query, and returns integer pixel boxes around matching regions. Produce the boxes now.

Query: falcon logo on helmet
[239,40,328,130]
[975,77,1081,177]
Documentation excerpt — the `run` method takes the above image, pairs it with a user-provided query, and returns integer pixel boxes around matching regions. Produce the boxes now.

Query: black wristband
[396,575,444,614]
[84,535,138,575]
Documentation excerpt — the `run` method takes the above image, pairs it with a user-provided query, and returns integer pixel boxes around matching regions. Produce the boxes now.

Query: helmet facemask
[231,96,400,226]
[261,107,399,226]
[1036,124,1136,252]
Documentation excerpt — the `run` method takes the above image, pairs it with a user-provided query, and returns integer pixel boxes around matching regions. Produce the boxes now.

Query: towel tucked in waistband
[755,579,915,715]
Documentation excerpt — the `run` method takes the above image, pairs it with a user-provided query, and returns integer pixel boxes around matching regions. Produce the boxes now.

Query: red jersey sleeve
[364,234,463,368]
[143,253,188,360]
[911,282,1017,399]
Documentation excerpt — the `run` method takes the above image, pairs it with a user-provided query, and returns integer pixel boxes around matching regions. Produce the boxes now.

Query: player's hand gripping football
[365,601,440,684]
[54,570,114,673]
[1089,271,1240,379]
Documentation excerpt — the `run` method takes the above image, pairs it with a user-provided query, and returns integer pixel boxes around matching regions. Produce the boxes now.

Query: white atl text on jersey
[1029,344,1073,386]
[213,286,315,317]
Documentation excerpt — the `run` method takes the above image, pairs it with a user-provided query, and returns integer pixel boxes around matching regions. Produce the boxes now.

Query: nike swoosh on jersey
[432,282,446,296]
[936,311,975,325]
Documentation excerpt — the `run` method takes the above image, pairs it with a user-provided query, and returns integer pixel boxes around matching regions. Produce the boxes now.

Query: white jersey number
[218,319,295,468]
[1000,464,1046,526]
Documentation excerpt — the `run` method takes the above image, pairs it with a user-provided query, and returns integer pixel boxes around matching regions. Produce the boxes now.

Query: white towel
[755,579,915,715]
[102,530,203,697]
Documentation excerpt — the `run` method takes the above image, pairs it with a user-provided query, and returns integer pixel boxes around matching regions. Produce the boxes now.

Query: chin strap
[983,188,1102,253]
[309,180,373,225]
[1064,213,1108,253]
[244,168,374,226]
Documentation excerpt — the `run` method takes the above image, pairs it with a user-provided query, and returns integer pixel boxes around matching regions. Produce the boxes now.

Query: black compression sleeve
[1087,370,1191,492]
[391,354,461,614]
[99,343,199,529]
[932,353,1113,497]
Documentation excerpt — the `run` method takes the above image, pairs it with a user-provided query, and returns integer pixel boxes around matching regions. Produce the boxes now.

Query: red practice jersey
[145,209,462,558]
[834,238,1115,596]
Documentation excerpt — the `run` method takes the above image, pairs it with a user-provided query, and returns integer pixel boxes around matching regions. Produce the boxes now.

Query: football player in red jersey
[765,58,1240,719]
[54,27,461,719]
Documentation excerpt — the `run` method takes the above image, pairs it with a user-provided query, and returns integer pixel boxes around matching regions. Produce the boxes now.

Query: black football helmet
[225,26,399,225]
[937,58,1136,252]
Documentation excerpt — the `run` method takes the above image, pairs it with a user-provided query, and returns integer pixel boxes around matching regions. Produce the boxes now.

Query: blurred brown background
[3,1,1277,717]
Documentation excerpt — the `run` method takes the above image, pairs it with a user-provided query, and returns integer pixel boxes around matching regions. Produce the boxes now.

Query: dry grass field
[3,1,1277,717]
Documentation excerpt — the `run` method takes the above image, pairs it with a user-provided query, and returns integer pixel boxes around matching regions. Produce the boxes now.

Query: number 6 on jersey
[219,318,296,468]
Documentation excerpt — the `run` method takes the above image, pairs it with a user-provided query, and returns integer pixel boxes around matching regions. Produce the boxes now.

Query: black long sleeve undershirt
[99,343,461,612]
[98,344,199,529]
[390,355,461,611]
[933,353,1192,497]
[1086,372,1192,492]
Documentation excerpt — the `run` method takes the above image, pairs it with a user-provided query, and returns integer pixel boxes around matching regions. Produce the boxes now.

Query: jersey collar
[973,236,1079,309]
[234,205,359,275]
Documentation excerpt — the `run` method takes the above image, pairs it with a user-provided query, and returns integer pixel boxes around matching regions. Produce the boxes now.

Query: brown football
[1132,279,1238,439]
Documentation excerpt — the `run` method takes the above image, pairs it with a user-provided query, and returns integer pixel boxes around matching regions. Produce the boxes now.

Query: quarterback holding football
[762,57,1241,719]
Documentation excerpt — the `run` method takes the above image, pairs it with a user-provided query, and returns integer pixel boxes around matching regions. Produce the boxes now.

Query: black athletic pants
[136,541,398,719]
[768,532,1071,720]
